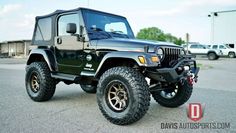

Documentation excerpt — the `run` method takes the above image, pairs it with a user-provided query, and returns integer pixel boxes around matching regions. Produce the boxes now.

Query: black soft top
[36,7,126,19]
[32,7,127,46]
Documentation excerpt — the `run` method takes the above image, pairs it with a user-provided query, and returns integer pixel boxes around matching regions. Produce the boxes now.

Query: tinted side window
[219,45,225,49]
[35,17,52,41]
[190,45,198,48]
[198,45,206,49]
[58,14,80,36]
[212,45,218,49]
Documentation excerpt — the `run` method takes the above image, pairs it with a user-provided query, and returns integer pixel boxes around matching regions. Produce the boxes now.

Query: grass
[197,63,213,69]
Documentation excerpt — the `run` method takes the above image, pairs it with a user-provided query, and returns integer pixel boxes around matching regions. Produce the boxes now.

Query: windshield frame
[81,9,135,40]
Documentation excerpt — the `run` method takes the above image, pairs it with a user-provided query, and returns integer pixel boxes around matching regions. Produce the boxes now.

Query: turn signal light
[138,56,146,64]
[151,56,159,63]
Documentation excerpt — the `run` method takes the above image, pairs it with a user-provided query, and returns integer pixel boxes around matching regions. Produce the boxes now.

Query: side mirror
[66,23,77,34]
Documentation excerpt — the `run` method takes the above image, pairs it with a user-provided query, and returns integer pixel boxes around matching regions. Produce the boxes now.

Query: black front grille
[161,48,180,67]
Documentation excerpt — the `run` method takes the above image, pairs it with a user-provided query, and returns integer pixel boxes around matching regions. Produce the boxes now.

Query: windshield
[82,9,135,40]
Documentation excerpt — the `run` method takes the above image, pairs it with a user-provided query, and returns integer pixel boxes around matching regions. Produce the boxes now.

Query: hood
[93,38,182,52]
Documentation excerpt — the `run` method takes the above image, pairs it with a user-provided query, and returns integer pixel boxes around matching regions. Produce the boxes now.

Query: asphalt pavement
[0,58,235,133]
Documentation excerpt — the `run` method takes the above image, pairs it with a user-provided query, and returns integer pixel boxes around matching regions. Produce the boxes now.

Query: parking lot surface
[0,58,235,133]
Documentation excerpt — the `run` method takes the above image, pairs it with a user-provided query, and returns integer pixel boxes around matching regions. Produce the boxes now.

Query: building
[0,40,31,58]
[209,10,236,48]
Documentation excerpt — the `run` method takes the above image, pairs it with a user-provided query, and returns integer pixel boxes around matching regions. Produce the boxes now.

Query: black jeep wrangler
[25,8,199,125]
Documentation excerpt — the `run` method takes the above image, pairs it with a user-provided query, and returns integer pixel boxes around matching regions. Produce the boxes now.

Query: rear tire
[80,85,96,93]
[97,67,150,125]
[208,52,218,60]
[151,80,192,108]
[25,62,56,102]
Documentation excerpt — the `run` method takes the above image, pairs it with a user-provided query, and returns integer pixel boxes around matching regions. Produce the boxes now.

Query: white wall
[211,10,236,44]
[0,40,31,56]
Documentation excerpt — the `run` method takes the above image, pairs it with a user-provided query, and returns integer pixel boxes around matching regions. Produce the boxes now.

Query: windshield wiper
[110,31,129,38]
[87,27,112,40]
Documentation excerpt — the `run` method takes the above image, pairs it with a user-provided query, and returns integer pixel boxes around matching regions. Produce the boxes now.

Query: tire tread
[97,67,150,125]
[151,81,192,108]
[25,62,56,102]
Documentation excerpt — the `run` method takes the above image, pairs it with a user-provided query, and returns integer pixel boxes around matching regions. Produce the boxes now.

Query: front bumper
[146,55,199,83]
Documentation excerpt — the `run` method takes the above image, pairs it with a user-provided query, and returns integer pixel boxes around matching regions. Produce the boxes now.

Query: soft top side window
[34,17,52,41]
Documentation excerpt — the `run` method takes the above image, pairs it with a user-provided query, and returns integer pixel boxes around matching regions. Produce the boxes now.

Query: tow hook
[187,76,194,86]
[187,73,198,86]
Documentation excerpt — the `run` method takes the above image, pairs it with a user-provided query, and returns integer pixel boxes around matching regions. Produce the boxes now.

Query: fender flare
[94,51,159,77]
[27,49,57,71]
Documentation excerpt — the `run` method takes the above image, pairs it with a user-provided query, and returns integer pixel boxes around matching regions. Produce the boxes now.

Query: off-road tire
[208,52,217,60]
[228,52,235,58]
[25,62,56,102]
[80,85,96,93]
[97,67,150,125]
[151,80,192,108]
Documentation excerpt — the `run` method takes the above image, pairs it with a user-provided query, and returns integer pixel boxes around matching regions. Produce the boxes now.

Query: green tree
[174,38,185,45]
[136,27,185,45]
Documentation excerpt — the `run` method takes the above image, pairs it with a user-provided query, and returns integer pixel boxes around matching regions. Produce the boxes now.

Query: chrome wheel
[107,81,128,112]
[229,52,235,58]
[30,72,40,93]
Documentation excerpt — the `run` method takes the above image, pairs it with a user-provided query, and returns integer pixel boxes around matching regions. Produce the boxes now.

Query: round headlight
[180,49,186,56]
[157,48,164,60]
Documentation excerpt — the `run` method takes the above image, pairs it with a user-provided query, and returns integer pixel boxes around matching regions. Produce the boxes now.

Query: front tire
[25,62,56,102]
[151,80,192,108]
[97,67,150,125]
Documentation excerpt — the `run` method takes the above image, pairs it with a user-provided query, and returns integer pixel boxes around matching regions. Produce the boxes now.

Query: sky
[0,0,236,43]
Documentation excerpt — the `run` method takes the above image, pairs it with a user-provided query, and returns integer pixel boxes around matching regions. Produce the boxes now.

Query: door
[197,45,208,54]
[55,13,84,74]
[189,44,199,54]
[219,45,228,55]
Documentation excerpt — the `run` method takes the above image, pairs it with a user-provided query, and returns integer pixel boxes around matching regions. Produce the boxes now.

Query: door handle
[57,38,62,44]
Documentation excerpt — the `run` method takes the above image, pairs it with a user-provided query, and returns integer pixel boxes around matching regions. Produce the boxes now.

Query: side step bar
[51,73,80,81]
